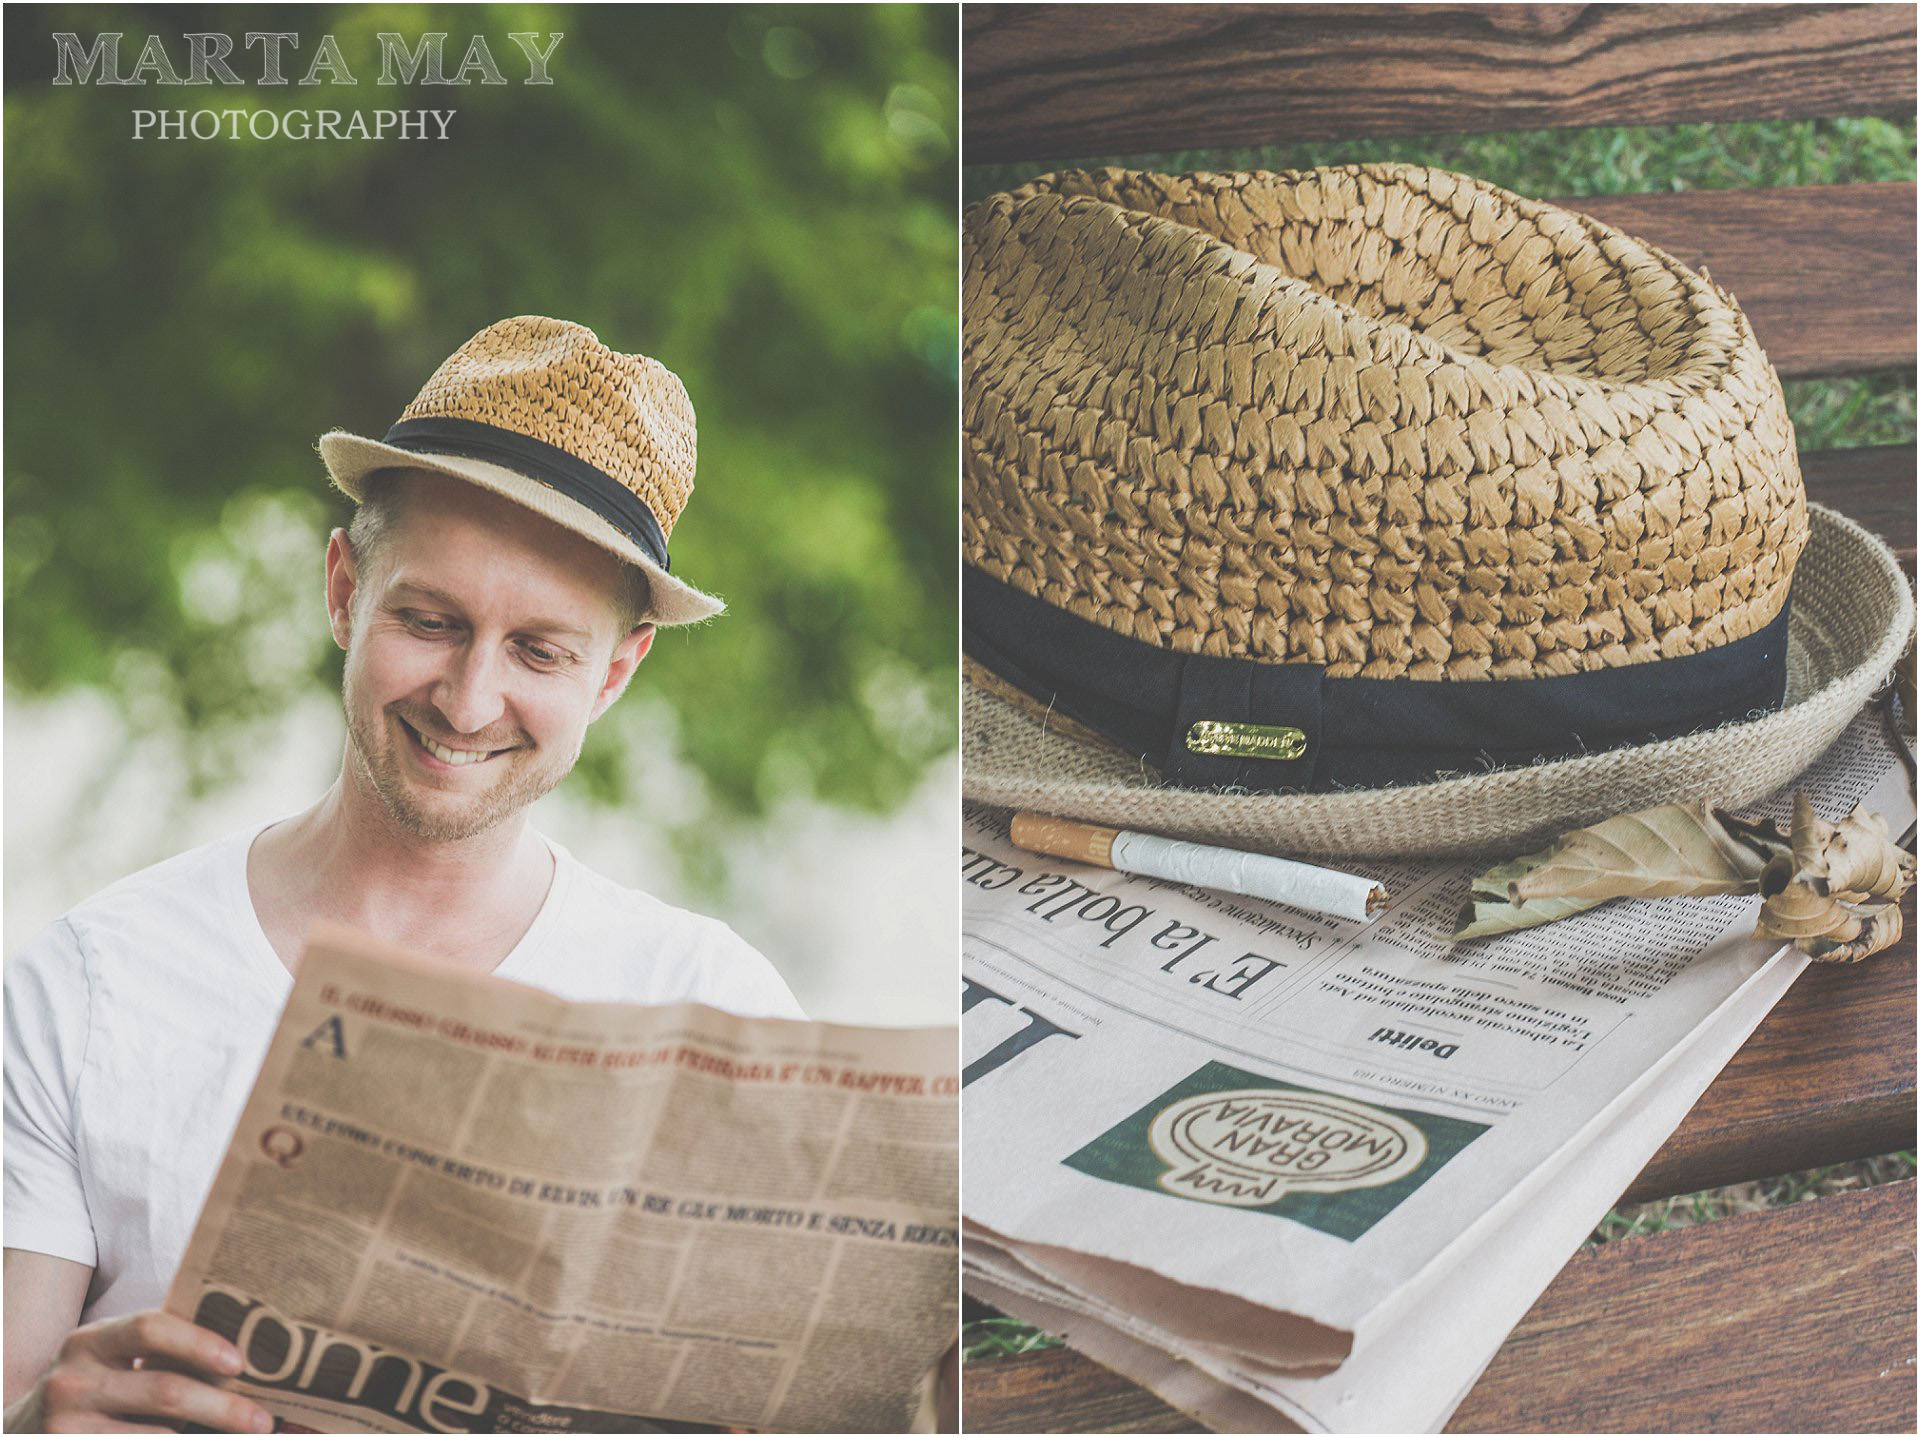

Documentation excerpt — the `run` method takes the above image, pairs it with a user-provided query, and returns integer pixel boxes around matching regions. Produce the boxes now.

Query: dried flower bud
[1755,880,1905,963]
[1789,793,1915,901]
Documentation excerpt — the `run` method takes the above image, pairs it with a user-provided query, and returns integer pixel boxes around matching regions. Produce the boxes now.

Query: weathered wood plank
[964,4,1918,163]
[1799,445,1915,562]
[1447,1180,1918,1432]
[963,1182,1917,1433]
[1565,186,1916,379]
[964,1344,1201,1434]
[1615,442,1917,1201]
[1625,887,1915,1202]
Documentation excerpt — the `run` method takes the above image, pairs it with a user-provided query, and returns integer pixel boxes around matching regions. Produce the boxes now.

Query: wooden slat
[1564,186,1916,378]
[964,1181,1917,1434]
[965,1345,1199,1434]
[1447,1181,1917,1433]
[964,4,1917,163]
[1628,888,1915,1203]
[1800,444,1916,562]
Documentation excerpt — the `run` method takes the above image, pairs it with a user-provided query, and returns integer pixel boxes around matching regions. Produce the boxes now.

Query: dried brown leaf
[1508,803,1769,905]
[1804,905,1905,963]
[1453,893,1602,941]
[1461,796,1912,946]
[1453,847,1602,939]
[1713,809,1793,869]
[1788,793,1915,901]
[1469,849,1551,901]
[1753,881,1851,940]
[1754,881,1905,963]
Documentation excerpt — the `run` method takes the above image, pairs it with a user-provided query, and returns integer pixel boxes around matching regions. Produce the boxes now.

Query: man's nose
[429,644,509,736]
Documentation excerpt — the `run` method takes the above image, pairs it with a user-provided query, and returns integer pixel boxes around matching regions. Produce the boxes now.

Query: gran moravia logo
[1146,1088,1427,1206]
[1064,1060,1489,1240]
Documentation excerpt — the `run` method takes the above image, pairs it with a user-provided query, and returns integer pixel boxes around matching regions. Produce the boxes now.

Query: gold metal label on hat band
[1185,721,1308,761]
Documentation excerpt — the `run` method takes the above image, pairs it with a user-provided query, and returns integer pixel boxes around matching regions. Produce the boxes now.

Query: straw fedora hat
[319,315,722,625]
[963,165,1914,857]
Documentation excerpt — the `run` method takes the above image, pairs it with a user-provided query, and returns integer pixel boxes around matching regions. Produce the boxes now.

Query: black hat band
[964,566,1793,793]
[380,416,671,573]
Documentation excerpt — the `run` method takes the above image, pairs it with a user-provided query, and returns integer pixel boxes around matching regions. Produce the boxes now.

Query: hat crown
[963,164,1808,683]
[400,316,697,537]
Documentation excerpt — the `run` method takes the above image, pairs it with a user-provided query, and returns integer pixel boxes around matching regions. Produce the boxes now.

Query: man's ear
[324,530,358,651]
[590,623,655,721]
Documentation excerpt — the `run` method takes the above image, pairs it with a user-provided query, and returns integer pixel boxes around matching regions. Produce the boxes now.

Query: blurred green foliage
[6,3,957,822]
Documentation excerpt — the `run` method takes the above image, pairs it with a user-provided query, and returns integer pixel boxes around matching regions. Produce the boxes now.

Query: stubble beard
[341,679,581,844]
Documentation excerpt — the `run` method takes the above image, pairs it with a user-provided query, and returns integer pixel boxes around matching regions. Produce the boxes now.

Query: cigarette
[1009,813,1388,923]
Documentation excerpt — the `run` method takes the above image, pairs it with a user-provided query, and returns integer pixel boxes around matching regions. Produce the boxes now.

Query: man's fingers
[34,1310,266,1433]
[81,1310,243,1377]
[91,1368,272,1433]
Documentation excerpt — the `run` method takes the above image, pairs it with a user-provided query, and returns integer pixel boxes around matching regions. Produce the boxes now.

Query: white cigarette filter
[1009,814,1386,923]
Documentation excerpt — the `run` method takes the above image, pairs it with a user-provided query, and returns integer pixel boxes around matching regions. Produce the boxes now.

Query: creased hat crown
[964,164,1808,682]
[401,315,697,538]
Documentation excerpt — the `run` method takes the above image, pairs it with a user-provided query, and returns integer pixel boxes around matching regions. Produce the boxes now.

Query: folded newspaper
[165,927,958,1434]
[961,705,1912,1433]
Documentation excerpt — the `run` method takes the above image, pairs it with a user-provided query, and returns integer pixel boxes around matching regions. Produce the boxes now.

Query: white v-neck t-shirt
[4,821,802,1324]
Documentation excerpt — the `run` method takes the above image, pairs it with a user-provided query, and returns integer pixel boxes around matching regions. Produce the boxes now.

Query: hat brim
[318,431,725,627]
[962,504,1915,859]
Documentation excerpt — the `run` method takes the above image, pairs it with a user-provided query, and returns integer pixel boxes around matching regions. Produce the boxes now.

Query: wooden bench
[960,5,1917,1431]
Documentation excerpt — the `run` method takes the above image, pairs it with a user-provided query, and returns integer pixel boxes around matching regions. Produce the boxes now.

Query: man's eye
[405,614,453,634]
[520,642,565,667]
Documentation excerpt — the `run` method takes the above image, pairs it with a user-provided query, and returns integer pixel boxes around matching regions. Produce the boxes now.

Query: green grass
[1589,1152,1917,1245]
[963,1316,1065,1361]
[964,116,1918,451]
[1783,374,1916,451]
[962,116,1915,204]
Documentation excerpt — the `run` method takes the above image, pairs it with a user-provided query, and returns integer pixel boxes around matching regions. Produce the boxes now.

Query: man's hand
[3,1250,272,1435]
[5,1310,273,1433]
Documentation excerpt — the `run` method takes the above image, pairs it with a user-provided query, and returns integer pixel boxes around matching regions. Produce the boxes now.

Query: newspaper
[963,950,1797,1433]
[165,927,959,1435]
[961,705,1912,1432]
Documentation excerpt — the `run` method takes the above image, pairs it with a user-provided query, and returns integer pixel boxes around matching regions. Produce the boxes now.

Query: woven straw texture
[964,505,1912,859]
[388,315,695,536]
[965,165,1809,681]
[319,316,723,625]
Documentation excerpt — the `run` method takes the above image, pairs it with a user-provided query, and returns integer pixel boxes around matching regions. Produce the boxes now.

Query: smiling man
[3,317,801,1433]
